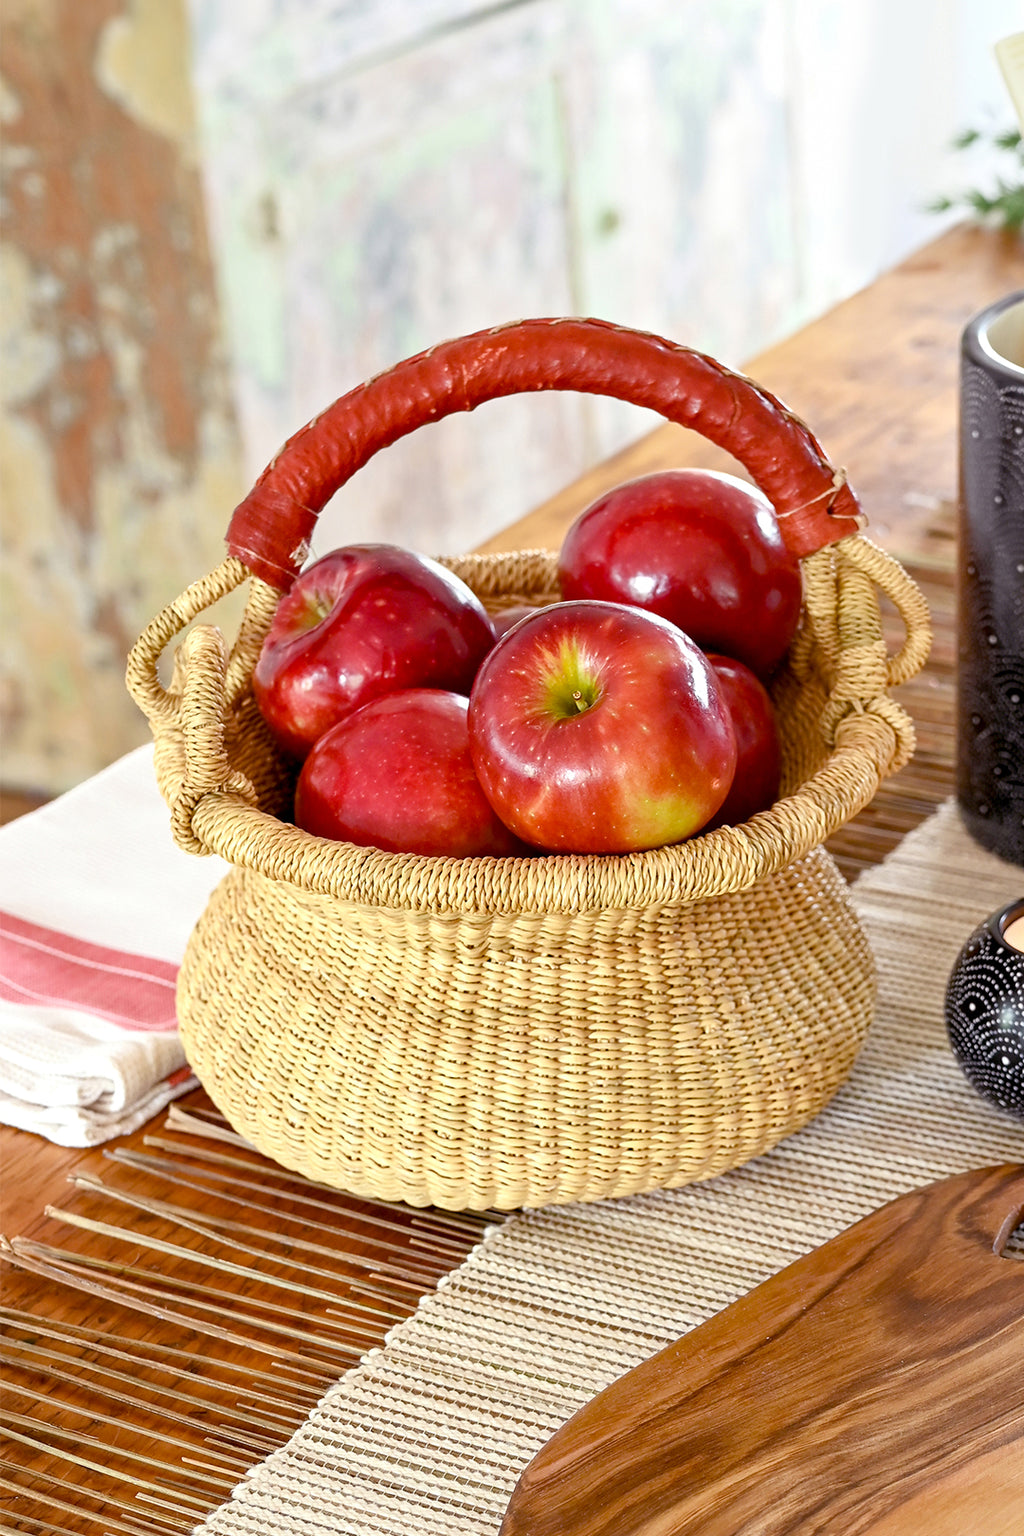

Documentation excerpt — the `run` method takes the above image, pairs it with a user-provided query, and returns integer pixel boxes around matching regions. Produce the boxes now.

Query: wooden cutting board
[500,1164,1024,1536]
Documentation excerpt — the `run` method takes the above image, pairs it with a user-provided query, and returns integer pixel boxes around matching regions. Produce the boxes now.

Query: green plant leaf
[928,121,1024,232]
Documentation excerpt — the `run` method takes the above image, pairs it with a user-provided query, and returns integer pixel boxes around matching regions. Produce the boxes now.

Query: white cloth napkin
[0,745,229,1146]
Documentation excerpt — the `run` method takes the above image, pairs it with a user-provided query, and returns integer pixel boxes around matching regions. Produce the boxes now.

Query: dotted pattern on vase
[945,910,1024,1119]
[957,352,1024,866]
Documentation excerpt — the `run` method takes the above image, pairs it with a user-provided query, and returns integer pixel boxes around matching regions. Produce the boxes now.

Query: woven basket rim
[165,539,921,916]
[129,537,929,917]
[189,787,834,916]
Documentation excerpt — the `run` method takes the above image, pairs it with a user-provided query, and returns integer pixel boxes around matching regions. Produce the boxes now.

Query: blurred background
[1,0,1020,804]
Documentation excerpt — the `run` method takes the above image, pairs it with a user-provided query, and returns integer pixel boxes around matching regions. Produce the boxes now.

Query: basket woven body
[128,321,930,1210]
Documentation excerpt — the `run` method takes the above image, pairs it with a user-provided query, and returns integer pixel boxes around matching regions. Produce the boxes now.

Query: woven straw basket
[127,319,931,1211]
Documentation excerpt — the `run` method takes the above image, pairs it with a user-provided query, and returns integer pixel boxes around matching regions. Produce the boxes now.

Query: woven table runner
[197,800,1024,1535]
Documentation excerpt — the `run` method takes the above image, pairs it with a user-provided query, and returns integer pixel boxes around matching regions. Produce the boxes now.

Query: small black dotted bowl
[945,899,1024,1119]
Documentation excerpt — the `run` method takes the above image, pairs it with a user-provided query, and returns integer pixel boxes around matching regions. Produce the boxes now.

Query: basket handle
[226,318,863,590]
[806,536,930,769]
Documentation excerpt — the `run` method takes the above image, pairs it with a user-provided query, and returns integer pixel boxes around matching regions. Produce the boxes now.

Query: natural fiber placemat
[197,800,1024,1535]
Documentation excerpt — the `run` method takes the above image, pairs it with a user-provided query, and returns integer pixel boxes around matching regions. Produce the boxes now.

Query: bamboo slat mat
[0,1122,498,1535]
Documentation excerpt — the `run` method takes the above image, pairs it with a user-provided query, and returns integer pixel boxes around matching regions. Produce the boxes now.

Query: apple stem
[571,690,589,713]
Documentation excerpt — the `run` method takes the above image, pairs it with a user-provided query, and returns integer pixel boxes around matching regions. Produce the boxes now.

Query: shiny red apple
[704,653,782,829]
[557,468,802,678]
[294,689,525,857]
[491,603,547,638]
[253,545,496,758]
[467,600,737,854]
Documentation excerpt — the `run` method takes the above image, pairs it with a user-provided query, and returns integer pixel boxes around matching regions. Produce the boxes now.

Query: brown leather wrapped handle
[227,318,863,590]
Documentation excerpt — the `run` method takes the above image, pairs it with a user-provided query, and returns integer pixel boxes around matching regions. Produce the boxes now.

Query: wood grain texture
[501,1165,1024,1536]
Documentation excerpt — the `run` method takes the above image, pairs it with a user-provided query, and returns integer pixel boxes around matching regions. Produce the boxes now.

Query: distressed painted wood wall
[1,0,244,798]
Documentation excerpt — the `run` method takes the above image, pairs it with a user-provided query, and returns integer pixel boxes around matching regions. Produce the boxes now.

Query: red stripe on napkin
[0,910,180,1031]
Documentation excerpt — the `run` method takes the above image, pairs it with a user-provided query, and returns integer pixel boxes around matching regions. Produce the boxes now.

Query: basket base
[177,845,875,1210]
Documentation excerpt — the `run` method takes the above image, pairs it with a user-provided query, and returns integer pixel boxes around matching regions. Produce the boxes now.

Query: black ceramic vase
[945,899,1024,1119]
[957,292,1024,866]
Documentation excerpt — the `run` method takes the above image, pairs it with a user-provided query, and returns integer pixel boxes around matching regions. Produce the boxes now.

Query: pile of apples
[253,469,801,858]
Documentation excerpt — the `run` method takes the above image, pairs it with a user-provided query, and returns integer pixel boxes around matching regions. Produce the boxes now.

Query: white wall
[187,0,1022,559]
[786,0,1020,321]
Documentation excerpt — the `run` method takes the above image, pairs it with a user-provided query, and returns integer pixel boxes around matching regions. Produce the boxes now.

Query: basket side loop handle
[226,318,864,591]
[126,557,250,728]
[169,625,258,855]
[809,535,931,774]
[839,535,933,687]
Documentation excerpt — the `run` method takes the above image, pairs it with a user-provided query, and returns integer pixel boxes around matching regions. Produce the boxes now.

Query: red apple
[557,468,802,678]
[491,603,547,638]
[704,653,782,829]
[253,545,496,758]
[294,689,525,857]
[467,600,737,854]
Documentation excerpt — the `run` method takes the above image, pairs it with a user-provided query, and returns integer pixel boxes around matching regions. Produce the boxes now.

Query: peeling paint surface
[97,0,200,149]
[1,0,244,795]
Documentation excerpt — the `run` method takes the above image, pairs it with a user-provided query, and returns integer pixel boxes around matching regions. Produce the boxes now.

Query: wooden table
[2,222,1022,1534]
